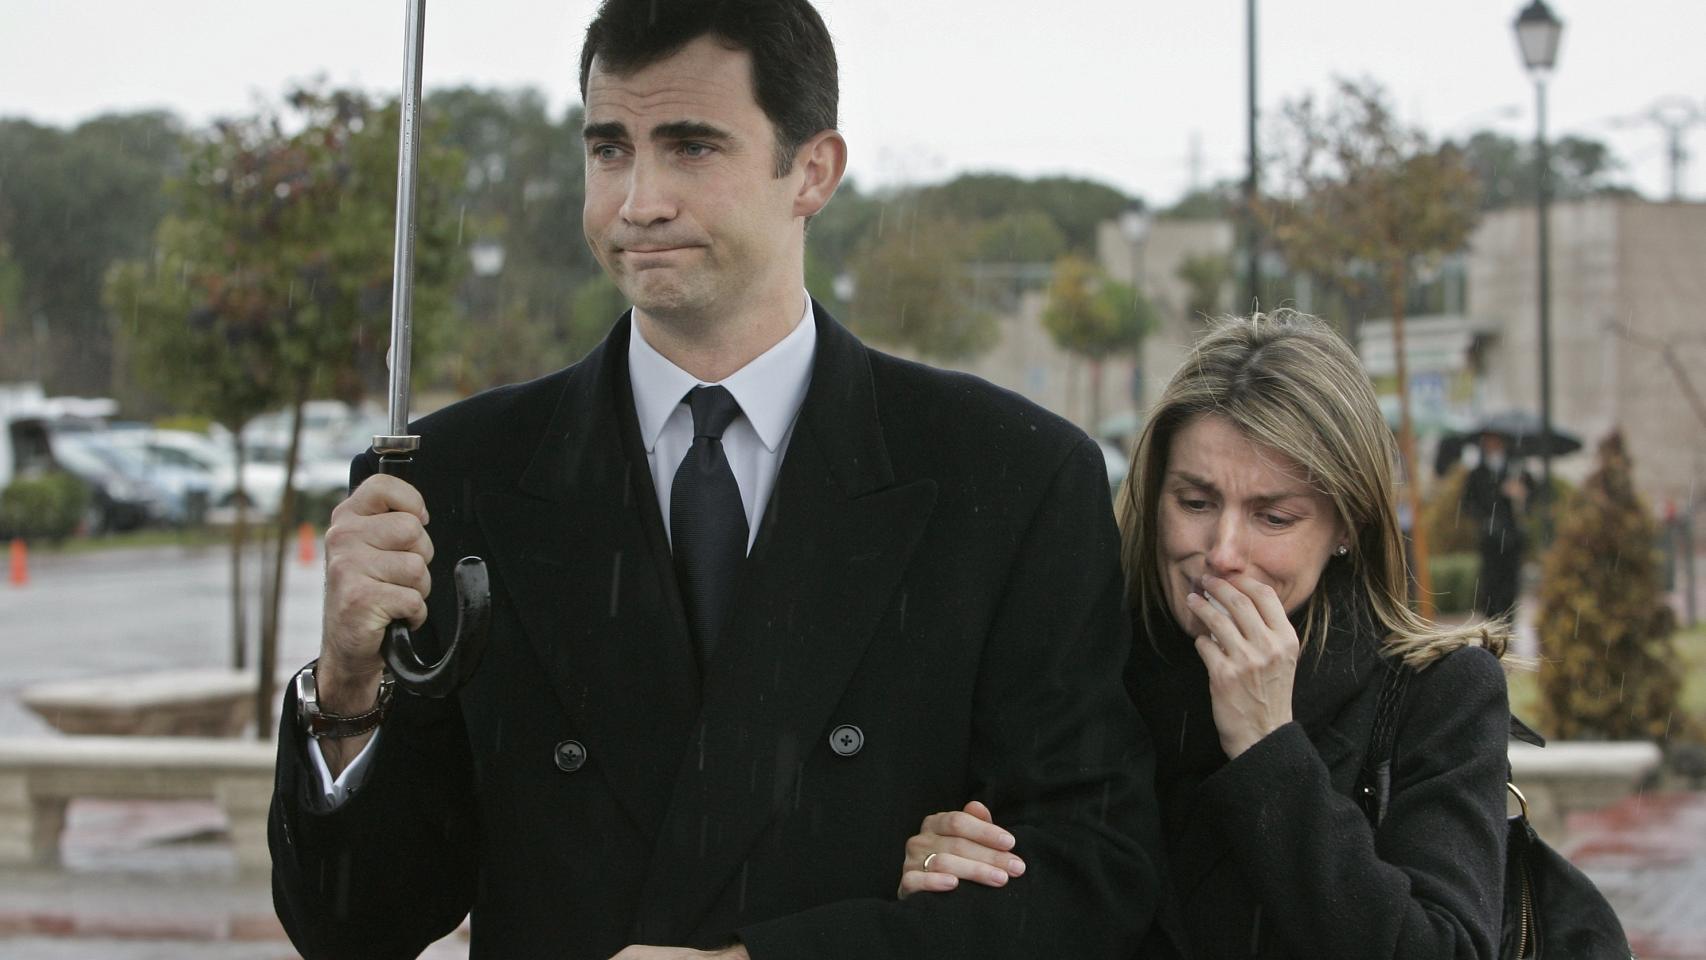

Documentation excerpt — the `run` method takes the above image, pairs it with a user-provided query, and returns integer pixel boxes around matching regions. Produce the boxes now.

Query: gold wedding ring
[922,852,939,872]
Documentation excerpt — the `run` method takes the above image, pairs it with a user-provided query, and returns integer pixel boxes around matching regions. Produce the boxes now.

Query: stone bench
[21,669,294,737]
[0,736,276,872]
[1509,740,1663,839]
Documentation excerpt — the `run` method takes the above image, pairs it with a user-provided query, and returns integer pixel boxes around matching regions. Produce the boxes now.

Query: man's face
[582,36,805,328]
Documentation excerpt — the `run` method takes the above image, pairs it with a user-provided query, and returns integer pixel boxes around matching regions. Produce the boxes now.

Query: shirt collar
[628,294,818,454]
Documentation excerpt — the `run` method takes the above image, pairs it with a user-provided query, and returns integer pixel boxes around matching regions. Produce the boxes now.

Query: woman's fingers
[904,832,1025,877]
[1200,576,1269,652]
[1230,574,1291,634]
[1186,587,1244,657]
[920,805,1016,851]
[897,868,959,898]
[897,802,1026,899]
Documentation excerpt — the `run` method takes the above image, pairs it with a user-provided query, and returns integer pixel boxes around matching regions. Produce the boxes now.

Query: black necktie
[670,385,747,664]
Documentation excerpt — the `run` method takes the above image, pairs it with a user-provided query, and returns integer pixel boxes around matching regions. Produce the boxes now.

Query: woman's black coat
[1129,580,1509,960]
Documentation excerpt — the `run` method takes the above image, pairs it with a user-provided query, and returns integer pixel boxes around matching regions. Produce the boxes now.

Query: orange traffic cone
[296,522,316,567]
[8,538,26,587]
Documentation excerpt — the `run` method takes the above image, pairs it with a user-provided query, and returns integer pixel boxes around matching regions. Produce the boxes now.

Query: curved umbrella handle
[375,452,492,698]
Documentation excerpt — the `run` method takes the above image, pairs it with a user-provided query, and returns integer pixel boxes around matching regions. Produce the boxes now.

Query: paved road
[0,538,468,959]
[0,541,324,735]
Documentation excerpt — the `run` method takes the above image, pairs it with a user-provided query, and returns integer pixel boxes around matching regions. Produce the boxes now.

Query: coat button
[554,739,587,773]
[828,724,864,757]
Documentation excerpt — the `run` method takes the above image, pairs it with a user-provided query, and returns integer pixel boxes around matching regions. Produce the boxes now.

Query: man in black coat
[1461,432,1533,619]
[268,1,1162,957]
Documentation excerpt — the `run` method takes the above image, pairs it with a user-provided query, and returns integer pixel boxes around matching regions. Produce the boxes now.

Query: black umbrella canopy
[1459,411,1583,461]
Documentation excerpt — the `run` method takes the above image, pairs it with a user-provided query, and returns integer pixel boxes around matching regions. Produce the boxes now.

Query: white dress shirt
[312,295,818,806]
[629,295,816,551]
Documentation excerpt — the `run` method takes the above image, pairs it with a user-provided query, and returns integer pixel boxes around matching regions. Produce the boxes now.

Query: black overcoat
[1129,579,1509,960]
[269,307,1163,959]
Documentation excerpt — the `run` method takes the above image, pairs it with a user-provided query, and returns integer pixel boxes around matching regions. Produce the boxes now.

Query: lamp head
[1513,0,1564,76]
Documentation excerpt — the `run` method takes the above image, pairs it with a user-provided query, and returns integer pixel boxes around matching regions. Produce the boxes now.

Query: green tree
[1176,252,1232,324]
[1042,254,1156,426]
[0,112,187,395]
[915,173,1134,254]
[1535,431,1681,740]
[966,211,1067,264]
[1162,182,1238,220]
[107,87,464,735]
[847,213,996,361]
[1455,130,1636,211]
[1258,78,1482,618]
[426,88,604,390]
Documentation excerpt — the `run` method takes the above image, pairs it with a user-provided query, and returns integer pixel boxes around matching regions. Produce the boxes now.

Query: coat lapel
[475,316,702,836]
[637,309,937,940]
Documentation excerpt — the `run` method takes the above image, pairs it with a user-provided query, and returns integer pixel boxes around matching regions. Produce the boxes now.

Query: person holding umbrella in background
[1461,429,1535,619]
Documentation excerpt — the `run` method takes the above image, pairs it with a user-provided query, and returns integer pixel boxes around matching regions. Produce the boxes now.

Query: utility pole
[1243,0,1260,312]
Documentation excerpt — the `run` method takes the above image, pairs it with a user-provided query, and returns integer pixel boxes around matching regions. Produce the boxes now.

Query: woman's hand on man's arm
[895,801,1027,899]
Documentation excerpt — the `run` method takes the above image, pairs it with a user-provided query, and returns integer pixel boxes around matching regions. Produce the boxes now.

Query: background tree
[914,173,1133,254]
[1176,252,1232,325]
[1534,431,1682,740]
[1042,254,1156,427]
[426,88,606,389]
[107,210,282,674]
[1455,129,1636,211]
[846,211,997,360]
[108,86,465,736]
[1162,182,1238,220]
[1258,78,1482,617]
[0,113,186,396]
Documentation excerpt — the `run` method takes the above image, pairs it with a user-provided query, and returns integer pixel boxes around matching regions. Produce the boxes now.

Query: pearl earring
[1335,544,1350,557]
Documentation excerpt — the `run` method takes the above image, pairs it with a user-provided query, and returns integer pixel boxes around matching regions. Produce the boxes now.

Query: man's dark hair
[579,0,839,177]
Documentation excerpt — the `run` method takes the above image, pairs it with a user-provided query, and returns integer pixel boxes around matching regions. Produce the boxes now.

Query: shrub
[1428,551,1480,615]
[1535,431,1680,740]
[0,472,91,543]
[1422,465,1478,556]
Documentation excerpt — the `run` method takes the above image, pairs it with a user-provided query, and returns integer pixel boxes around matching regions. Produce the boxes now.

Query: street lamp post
[1244,0,1259,312]
[1514,0,1564,534]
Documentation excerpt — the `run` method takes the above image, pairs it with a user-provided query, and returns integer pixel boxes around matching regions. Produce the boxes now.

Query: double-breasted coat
[269,307,1163,959]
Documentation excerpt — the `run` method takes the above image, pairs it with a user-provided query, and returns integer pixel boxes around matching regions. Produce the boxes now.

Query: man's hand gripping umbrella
[373,0,491,698]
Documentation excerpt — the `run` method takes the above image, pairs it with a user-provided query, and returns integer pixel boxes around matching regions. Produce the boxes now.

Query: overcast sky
[2,1,1700,206]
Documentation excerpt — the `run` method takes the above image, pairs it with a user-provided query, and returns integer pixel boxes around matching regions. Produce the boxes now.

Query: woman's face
[1158,414,1348,636]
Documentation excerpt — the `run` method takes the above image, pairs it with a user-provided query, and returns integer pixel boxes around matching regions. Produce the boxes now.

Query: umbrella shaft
[387,0,428,439]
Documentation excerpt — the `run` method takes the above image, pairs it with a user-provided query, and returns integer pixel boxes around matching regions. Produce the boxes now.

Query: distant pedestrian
[1462,431,1533,619]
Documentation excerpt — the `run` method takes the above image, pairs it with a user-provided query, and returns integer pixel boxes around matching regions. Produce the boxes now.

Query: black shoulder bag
[1356,664,1636,960]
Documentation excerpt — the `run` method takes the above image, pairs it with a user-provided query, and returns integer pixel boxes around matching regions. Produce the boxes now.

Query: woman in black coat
[897,311,1513,959]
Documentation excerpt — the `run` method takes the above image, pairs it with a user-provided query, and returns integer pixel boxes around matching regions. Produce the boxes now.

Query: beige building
[902,196,1705,513]
[889,266,1141,442]
[1465,197,1706,509]
[909,216,1237,443]
[1098,216,1238,416]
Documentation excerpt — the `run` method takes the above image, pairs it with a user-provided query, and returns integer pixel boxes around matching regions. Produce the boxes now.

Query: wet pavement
[1566,791,1706,960]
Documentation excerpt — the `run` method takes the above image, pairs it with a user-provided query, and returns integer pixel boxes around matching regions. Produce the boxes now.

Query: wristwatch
[294,660,396,739]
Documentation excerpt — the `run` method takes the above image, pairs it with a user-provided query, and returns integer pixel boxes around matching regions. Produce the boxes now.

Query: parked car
[45,435,169,533]
[104,427,289,520]
[53,431,211,527]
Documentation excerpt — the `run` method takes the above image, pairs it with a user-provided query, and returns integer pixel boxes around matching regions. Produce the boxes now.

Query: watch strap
[296,661,395,739]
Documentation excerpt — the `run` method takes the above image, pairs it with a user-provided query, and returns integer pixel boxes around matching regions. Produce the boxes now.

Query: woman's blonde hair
[1116,310,1508,666]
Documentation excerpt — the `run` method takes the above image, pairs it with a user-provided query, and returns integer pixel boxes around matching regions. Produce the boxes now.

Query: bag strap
[1356,662,1410,826]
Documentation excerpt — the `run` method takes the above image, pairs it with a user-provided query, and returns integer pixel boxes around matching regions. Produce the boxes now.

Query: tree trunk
[1063,357,1080,426]
[1088,358,1104,434]
[228,429,248,671]
[1389,259,1435,619]
[256,372,310,739]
